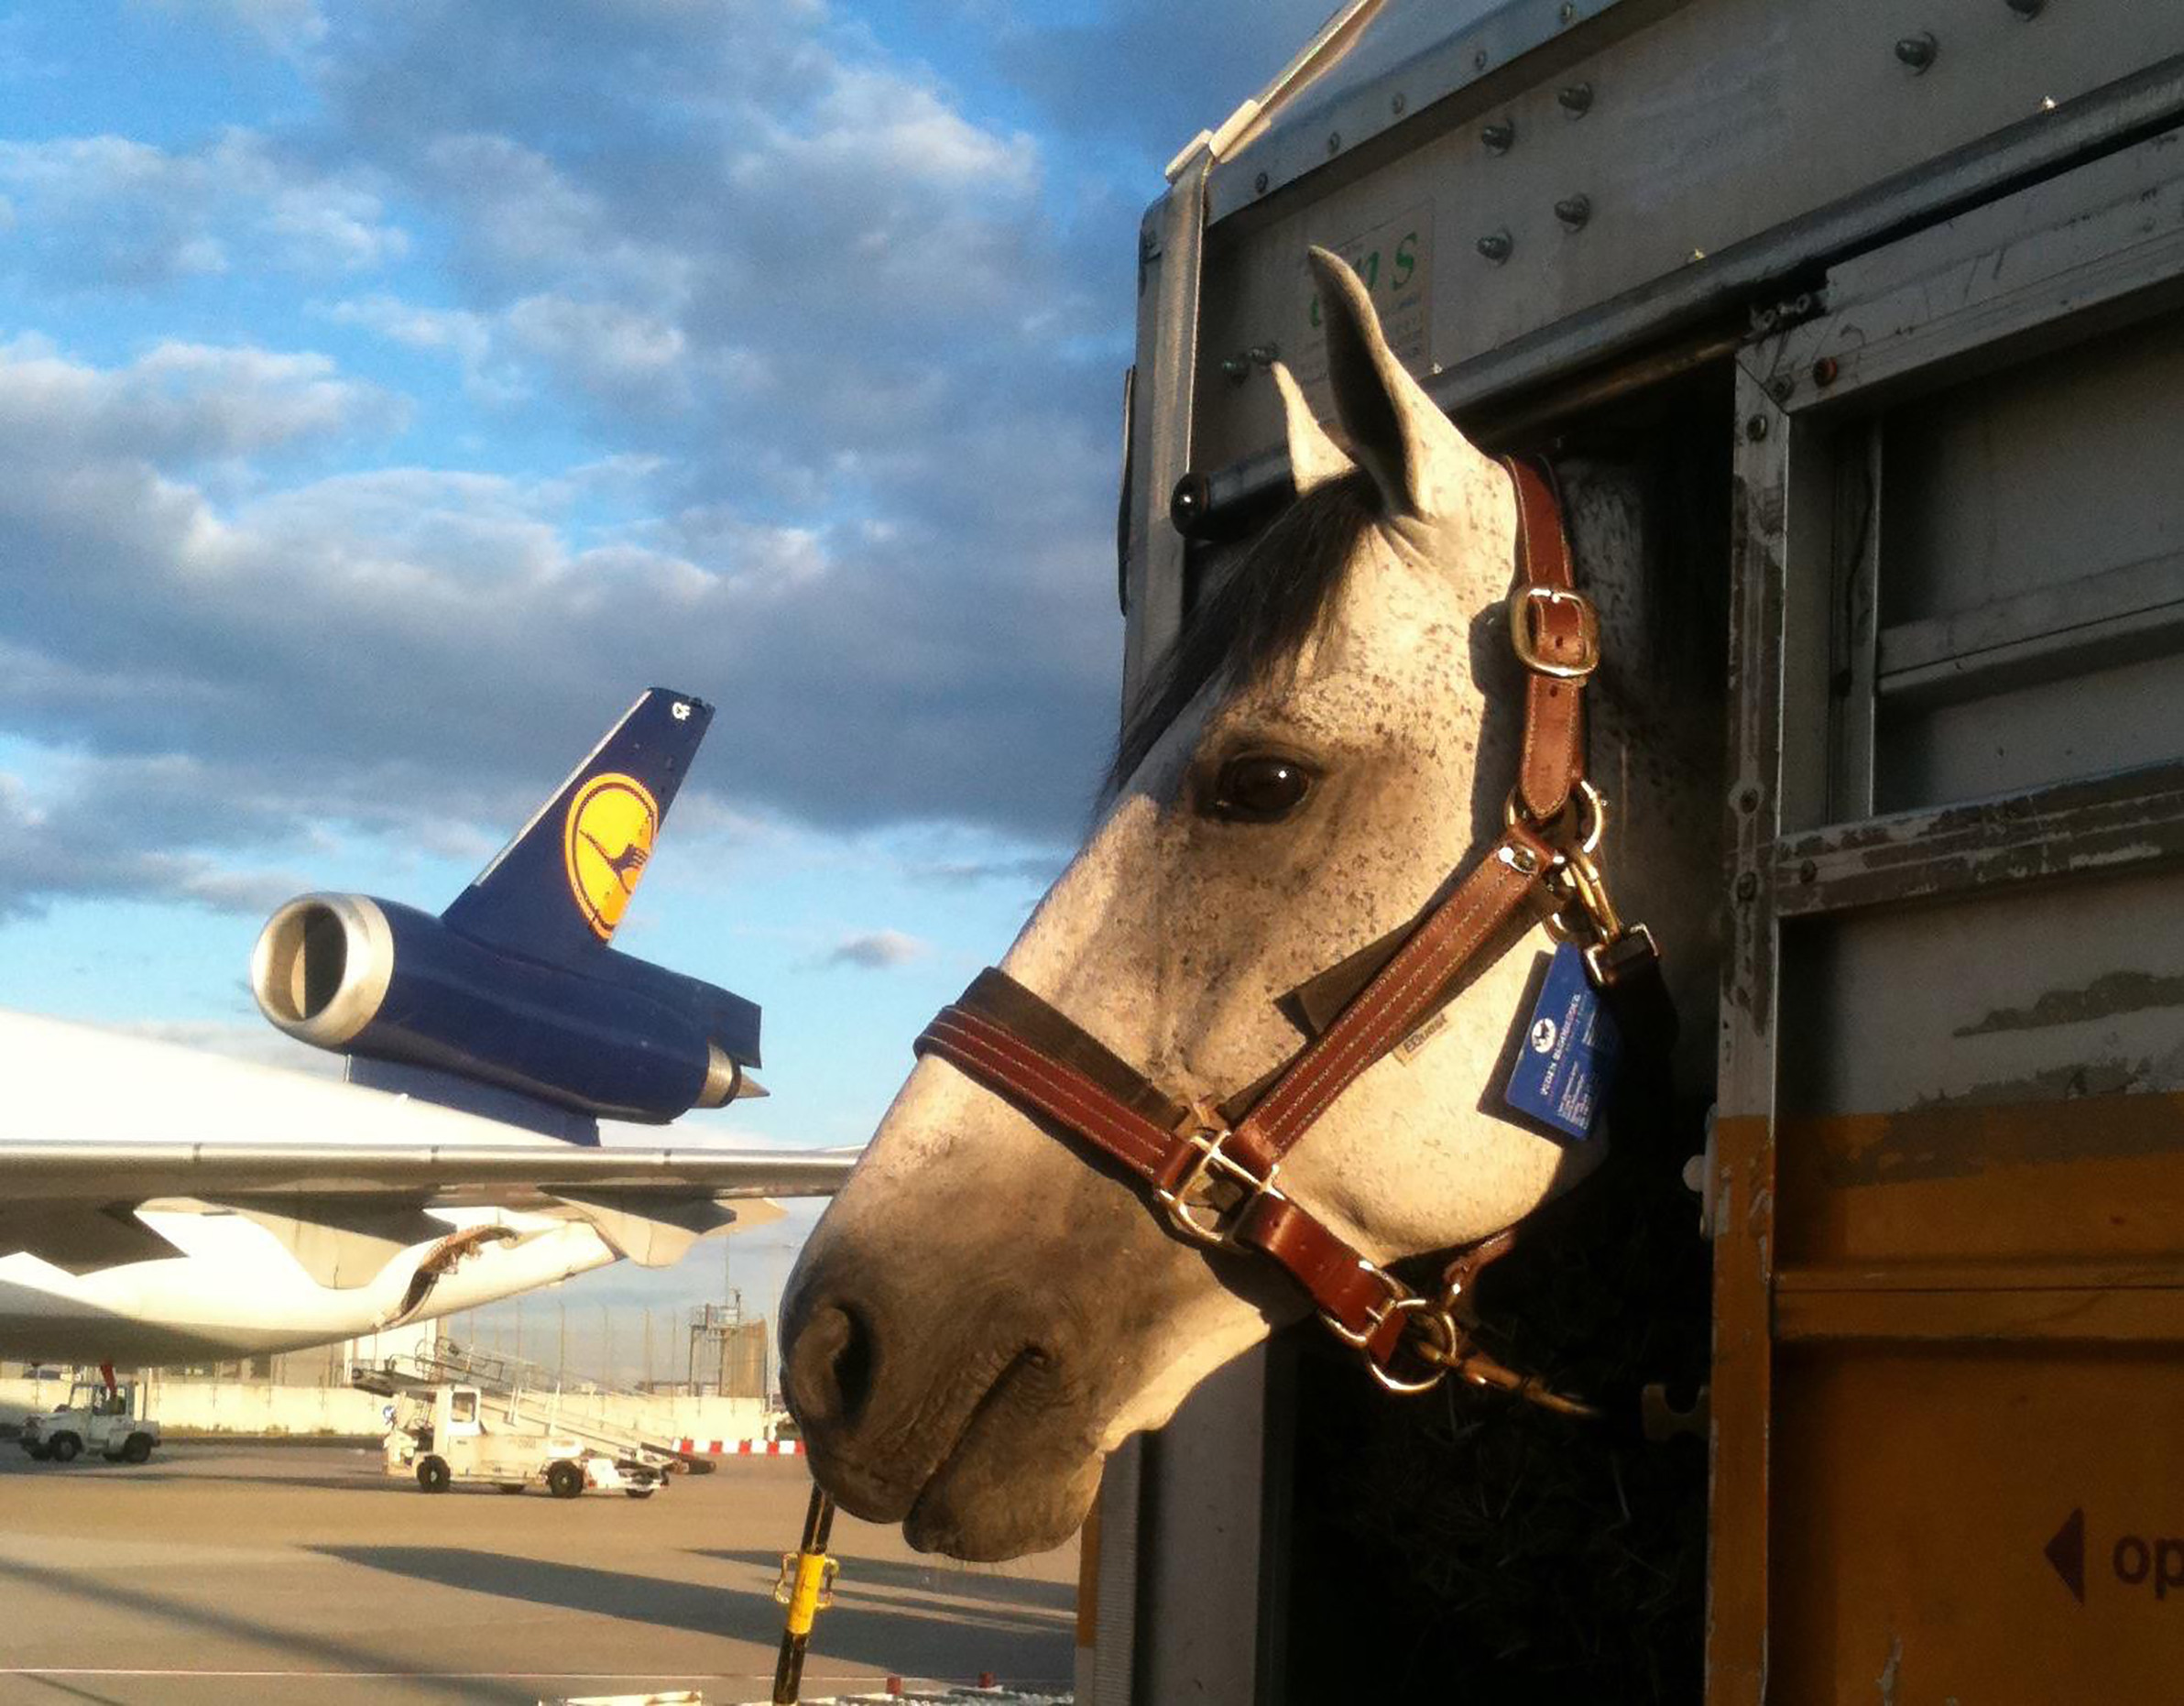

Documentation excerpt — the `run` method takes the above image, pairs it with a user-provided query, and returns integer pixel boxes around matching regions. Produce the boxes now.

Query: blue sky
[0,0,1335,1372]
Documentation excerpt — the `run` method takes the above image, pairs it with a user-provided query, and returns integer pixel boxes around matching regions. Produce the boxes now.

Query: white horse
[782,250,1721,1562]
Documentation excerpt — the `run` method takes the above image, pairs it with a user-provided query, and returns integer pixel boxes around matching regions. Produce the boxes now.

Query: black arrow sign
[2045,1507,2086,1605]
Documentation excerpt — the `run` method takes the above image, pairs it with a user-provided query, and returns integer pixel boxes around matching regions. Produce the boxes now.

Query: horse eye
[1209,754,1315,822]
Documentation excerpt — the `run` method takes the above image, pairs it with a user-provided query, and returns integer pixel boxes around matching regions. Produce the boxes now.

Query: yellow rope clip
[774,1547,838,1636]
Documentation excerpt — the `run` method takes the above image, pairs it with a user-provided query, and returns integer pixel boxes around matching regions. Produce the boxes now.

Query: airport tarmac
[0,1439,1076,1704]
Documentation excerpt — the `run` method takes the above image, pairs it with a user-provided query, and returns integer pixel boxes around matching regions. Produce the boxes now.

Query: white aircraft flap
[543,1189,782,1267]
[213,1197,453,1289]
[0,1202,185,1274]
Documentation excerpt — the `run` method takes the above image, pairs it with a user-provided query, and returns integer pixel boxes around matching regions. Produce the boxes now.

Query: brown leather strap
[1230,820,1556,1172]
[919,1005,1181,1178]
[1506,455,1590,823]
[914,1004,1409,1363]
[916,819,1556,1370]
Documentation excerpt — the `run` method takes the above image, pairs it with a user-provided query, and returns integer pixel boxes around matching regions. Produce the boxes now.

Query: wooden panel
[1776,1280,2184,1344]
[1776,1096,2184,1271]
[1769,1346,2184,1705]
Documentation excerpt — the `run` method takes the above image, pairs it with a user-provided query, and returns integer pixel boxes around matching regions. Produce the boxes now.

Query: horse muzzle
[781,1245,1106,1559]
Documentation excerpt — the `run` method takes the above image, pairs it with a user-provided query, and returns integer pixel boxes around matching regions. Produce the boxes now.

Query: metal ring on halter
[1503,776,1606,856]
[1365,1296,1460,1395]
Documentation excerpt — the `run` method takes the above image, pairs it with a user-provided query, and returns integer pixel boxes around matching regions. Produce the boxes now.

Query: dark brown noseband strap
[913,456,1632,1401]
[920,815,1557,1370]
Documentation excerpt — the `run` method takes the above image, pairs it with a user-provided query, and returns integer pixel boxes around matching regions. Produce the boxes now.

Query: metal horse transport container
[1096,1,2184,1700]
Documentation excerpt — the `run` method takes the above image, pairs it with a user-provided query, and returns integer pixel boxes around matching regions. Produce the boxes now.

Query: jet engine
[251,891,759,1126]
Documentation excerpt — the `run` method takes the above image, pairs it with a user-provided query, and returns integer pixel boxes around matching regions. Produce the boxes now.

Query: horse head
[781,250,1719,1561]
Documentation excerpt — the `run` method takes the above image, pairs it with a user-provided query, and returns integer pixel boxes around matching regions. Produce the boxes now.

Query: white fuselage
[0,1012,627,1365]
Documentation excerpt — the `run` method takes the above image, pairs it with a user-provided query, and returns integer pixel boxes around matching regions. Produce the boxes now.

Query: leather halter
[915,456,1634,1401]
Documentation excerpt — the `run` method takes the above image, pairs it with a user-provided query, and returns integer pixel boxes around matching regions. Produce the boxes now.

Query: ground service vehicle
[19,1375,158,1464]
[385,1383,667,1500]
[1087,2,2184,1701]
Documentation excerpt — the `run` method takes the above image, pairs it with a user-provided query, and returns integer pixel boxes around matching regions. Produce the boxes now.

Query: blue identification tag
[1503,942,1621,1142]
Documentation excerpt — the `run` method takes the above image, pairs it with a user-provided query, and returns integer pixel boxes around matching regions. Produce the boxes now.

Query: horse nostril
[787,1301,875,1433]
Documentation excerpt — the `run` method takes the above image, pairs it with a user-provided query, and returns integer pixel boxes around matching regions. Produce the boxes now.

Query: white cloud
[824,928,930,969]
[505,294,692,406]
[0,762,311,924]
[0,130,404,289]
[321,294,527,403]
[0,334,399,465]
[738,66,1038,200]
[154,0,328,57]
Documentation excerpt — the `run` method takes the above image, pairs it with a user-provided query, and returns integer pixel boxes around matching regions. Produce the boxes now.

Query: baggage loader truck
[384,1382,666,1500]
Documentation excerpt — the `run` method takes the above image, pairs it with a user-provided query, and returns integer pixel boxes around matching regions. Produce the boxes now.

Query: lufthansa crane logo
[562,772,660,940]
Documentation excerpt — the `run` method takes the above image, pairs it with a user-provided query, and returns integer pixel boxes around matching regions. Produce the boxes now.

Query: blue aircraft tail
[440,687,713,968]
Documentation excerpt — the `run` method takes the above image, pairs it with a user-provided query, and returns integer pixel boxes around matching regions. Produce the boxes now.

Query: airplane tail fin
[440,688,713,966]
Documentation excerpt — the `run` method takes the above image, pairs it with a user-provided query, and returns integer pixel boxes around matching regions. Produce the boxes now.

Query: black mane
[1106,472,1380,797]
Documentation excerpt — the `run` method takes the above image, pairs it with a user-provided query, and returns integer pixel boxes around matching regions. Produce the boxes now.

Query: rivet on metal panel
[1474,48,1490,71]
[1555,194,1592,230]
[1482,120,1516,154]
[1812,355,1840,388]
[1558,1,1578,22]
[1477,230,1513,264]
[1557,82,1594,116]
[1248,344,1279,367]
[1253,170,1269,195]
[1327,131,1341,156]
[1767,376,1795,404]
[1734,871,1760,902]
[1736,786,1762,814]
[1220,355,1250,382]
[1797,858,1818,884]
[2006,0,2043,16]
[1392,92,1407,115]
[1743,414,1769,443]
[1895,32,1938,72]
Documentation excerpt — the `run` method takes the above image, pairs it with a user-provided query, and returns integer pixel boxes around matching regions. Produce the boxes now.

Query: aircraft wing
[0,1142,857,1281]
[0,1142,856,1202]
[0,1009,861,1283]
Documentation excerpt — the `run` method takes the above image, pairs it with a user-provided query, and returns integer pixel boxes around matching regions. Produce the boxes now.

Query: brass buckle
[1155,1104,1282,1247]
[1316,1262,1410,1351]
[1508,585,1600,681]
[1316,1266,1459,1395]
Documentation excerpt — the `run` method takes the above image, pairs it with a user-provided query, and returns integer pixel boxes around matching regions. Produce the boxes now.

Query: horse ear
[1306,246,1490,522]
[1271,360,1353,495]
